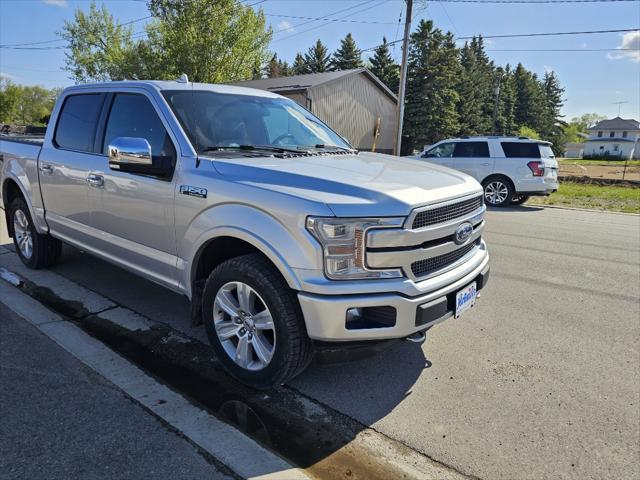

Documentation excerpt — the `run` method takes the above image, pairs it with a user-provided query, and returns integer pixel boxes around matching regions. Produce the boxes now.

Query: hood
[206,151,482,217]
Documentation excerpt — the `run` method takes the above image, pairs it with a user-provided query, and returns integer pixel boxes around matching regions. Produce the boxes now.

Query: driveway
[1,206,639,479]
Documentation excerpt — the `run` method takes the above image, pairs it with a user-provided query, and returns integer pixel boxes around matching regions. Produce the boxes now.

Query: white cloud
[276,20,294,33]
[544,65,554,73]
[0,72,16,81]
[43,0,68,7]
[608,31,640,63]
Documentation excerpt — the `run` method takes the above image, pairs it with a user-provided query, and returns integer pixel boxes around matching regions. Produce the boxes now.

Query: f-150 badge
[180,185,207,199]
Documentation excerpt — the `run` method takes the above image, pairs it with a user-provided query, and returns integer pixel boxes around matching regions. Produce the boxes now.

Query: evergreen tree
[332,33,363,71]
[404,20,460,150]
[267,53,280,78]
[494,65,516,135]
[457,40,490,135]
[292,52,307,75]
[369,37,399,93]
[541,70,566,153]
[304,39,332,73]
[278,60,291,77]
[512,63,545,132]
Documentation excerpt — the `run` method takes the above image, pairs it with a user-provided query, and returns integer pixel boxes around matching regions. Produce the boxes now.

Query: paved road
[0,303,231,480]
[1,206,639,479]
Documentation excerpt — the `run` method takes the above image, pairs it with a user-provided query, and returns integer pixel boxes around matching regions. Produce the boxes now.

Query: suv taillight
[527,161,545,176]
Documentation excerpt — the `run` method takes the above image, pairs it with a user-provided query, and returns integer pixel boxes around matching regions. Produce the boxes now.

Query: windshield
[162,90,351,154]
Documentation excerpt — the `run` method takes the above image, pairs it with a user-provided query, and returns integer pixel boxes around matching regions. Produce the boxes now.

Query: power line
[428,0,639,3]
[266,13,398,26]
[0,15,152,48]
[272,0,375,34]
[362,27,640,51]
[274,0,388,41]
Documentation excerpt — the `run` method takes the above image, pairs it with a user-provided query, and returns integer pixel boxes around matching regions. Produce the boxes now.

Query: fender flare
[2,173,46,235]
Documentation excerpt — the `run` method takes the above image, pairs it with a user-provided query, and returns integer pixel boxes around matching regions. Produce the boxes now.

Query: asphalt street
[1,205,639,479]
[0,302,232,480]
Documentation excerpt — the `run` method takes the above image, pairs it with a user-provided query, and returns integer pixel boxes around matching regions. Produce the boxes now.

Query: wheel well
[3,179,24,237]
[192,236,268,287]
[481,174,514,190]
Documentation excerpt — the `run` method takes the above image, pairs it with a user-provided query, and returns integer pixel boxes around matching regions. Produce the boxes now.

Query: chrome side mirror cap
[108,137,152,168]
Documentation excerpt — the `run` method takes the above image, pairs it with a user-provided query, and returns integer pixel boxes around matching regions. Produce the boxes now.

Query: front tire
[483,176,514,207]
[8,198,62,269]
[202,253,313,389]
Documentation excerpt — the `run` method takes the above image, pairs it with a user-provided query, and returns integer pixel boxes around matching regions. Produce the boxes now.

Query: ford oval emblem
[454,222,474,245]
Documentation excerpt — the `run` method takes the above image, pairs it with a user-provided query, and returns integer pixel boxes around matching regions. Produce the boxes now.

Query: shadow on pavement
[2,240,428,478]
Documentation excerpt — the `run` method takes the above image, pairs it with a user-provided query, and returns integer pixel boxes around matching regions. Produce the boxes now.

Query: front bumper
[298,252,490,342]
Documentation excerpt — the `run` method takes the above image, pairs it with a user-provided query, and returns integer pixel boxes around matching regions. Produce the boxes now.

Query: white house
[583,117,640,159]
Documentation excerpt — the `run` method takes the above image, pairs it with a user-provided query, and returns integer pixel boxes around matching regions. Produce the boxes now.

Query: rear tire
[510,195,530,205]
[202,253,313,389]
[482,176,514,207]
[8,198,62,269]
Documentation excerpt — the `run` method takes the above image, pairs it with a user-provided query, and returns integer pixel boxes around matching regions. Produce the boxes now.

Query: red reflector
[527,161,544,176]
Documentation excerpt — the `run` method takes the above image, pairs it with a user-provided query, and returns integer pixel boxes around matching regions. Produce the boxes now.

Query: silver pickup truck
[0,80,490,388]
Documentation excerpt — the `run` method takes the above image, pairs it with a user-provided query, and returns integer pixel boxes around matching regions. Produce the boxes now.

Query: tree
[0,79,58,125]
[304,39,331,73]
[332,33,363,71]
[267,54,281,78]
[292,52,307,75]
[457,38,493,136]
[60,2,138,83]
[60,0,272,83]
[494,66,517,135]
[404,20,461,150]
[512,63,545,133]
[368,37,399,93]
[540,70,566,152]
[146,0,272,82]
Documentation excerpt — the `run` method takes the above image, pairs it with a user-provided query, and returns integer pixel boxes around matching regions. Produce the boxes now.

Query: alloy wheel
[13,209,33,259]
[213,281,276,371]
[484,181,509,206]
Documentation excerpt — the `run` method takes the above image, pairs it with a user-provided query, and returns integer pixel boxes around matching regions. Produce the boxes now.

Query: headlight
[306,217,405,280]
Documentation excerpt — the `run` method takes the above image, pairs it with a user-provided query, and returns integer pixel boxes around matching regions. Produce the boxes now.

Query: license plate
[455,282,477,318]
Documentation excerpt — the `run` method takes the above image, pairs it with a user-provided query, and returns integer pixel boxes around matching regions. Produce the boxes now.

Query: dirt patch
[559,163,640,181]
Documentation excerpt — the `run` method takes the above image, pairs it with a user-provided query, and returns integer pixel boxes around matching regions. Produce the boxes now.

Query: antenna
[612,100,628,117]
[177,73,189,83]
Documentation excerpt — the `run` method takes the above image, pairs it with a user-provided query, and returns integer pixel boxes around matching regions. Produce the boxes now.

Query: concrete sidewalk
[0,302,232,480]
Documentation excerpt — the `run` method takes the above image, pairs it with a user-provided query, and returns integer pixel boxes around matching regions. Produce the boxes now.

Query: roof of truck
[63,79,282,99]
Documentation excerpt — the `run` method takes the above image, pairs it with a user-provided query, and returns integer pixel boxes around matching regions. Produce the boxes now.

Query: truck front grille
[411,240,479,278]
[412,196,482,229]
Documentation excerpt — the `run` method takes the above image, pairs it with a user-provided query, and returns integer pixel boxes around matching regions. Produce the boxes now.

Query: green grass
[558,158,640,167]
[528,182,640,214]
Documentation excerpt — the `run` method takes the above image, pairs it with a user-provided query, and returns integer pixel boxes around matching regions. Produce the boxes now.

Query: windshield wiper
[313,144,357,153]
[202,144,307,154]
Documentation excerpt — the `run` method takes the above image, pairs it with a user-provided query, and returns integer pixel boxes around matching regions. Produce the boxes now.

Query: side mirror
[108,137,152,171]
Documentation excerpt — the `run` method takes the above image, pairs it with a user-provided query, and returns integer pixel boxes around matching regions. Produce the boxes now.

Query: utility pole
[394,0,413,156]
[492,73,502,135]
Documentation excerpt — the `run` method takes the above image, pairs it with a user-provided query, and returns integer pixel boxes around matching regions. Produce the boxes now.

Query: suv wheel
[9,198,62,269]
[202,253,313,389]
[483,177,514,207]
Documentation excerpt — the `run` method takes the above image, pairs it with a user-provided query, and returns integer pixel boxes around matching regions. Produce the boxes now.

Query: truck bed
[0,133,44,146]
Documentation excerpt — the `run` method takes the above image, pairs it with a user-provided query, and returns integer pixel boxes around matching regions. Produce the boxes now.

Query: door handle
[39,164,54,175]
[87,173,104,188]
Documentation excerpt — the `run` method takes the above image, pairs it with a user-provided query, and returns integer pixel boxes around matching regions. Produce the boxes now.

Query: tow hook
[405,330,426,344]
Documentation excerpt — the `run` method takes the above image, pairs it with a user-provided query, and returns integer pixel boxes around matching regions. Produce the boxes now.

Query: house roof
[589,117,640,131]
[230,68,398,103]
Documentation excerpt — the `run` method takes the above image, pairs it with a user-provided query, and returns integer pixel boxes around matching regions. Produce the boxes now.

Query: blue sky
[1,0,639,120]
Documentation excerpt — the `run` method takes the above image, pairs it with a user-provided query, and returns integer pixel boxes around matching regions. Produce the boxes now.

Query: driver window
[423,143,454,158]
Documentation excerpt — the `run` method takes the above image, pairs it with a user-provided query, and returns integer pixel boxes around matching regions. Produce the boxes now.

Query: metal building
[232,68,398,154]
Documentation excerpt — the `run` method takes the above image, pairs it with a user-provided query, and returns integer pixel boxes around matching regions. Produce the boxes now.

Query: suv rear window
[453,141,490,158]
[54,94,104,152]
[500,142,541,158]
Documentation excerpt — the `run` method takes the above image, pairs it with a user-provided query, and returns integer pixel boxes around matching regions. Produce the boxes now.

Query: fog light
[346,308,363,324]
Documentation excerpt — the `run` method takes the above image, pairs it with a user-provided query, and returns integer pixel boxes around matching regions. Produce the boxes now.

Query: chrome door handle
[39,164,54,175]
[87,173,104,188]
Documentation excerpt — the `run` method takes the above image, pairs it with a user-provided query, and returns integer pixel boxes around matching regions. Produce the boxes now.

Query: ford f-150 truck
[0,79,490,388]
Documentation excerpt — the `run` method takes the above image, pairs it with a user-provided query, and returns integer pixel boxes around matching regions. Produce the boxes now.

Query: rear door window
[453,141,490,158]
[501,142,541,158]
[54,94,104,152]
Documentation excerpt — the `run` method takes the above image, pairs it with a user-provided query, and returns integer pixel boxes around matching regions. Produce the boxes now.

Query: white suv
[412,136,559,207]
